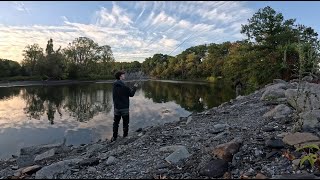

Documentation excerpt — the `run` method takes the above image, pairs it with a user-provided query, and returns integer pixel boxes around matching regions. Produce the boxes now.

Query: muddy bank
[1,78,320,179]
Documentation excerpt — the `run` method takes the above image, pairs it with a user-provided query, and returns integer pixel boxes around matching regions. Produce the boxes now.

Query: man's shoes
[110,136,117,142]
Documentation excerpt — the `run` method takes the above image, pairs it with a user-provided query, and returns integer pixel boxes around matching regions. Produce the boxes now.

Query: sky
[0,1,320,63]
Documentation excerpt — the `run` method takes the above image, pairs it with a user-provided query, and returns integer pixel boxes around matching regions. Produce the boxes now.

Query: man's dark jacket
[112,80,136,109]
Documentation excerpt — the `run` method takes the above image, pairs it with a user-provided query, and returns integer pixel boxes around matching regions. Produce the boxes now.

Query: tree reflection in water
[20,84,113,124]
[141,80,235,112]
[8,80,235,124]
[63,84,112,122]
[0,87,21,100]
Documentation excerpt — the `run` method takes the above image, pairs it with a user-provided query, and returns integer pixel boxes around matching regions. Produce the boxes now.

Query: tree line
[1,6,320,92]
[0,37,141,81]
[141,6,320,92]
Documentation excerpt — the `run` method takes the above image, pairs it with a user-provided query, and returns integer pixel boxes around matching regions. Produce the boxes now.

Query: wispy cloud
[12,2,30,14]
[1,1,253,63]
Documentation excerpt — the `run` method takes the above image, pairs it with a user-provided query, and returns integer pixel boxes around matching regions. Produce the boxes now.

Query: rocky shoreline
[1,78,320,179]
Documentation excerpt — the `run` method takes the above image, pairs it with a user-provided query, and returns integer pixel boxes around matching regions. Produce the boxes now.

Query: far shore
[0,79,151,88]
[0,78,217,88]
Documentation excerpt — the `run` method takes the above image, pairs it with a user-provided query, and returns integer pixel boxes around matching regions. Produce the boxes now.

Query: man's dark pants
[113,108,129,139]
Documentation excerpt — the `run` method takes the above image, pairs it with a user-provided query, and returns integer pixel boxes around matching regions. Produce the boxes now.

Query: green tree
[21,44,44,76]
[0,59,21,78]
[241,6,297,48]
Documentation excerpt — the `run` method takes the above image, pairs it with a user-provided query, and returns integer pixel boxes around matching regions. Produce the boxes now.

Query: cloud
[95,2,133,27]
[0,1,254,63]
[12,2,30,14]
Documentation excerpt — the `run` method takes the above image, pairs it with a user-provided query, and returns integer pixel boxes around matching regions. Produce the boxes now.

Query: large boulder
[263,104,293,119]
[18,142,65,168]
[299,110,320,131]
[165,146,191,164]
[261,83,287,101]
[34,149,56,162]
[20,142,63,156]
[286,82,320,112]
[35,158,82,179]
[302,76,314,82]
[282,132,320,148]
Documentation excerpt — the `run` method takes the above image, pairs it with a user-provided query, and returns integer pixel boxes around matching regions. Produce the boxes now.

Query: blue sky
[0,1,319,63]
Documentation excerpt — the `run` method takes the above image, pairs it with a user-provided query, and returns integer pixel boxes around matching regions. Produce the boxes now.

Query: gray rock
[244,168,255,176]
[262,127,275,132]
[273,79,287,84]
[55,146,71,154]
[299,110,320,131]
[0,167,14,178]
[20,142,63,156]
[34,148,56,161]
[87,167,96,172]
[199,159,228,178]
[277,132,289,138]
[266,151,280,159]
[35,158,82,179]
[16,155,35,168]
[286,83,320,112]
[78,158,99,166]
[272,174,320,179]
[292,159,301,166]
[165,146,191,164]
[283,132,320,146]
[276,98,288,103]
[210,131,230,141]
[106,156,117,165]
[261,83,287,101]
[186,116,193,124]
[159,145,185,152]
[210,124,229,134]
[11,166,19,170]
[302,76,314,82]
[98,152,109,160]
[155,163,168,169]
[236,95,244,100]
[265,139,285,149]
[263,104,293,119]
[14,165,42,176]
[254,149,263,157]
[86,144,104,155]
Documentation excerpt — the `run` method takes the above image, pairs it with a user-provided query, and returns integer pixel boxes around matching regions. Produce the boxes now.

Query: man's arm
[127,86,137,97]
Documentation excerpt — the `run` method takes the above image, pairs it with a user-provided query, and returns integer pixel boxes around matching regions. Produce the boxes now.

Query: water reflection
[0,80,236,159]
[0,87,20,100]
[63,84,113,123]
[142,80,235,112]
[20,84,113,124]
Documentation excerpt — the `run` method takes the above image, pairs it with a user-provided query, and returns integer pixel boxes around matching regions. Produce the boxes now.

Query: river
[0,80,236,159]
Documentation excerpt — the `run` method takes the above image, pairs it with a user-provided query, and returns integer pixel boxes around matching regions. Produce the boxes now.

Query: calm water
[0,80,235,159]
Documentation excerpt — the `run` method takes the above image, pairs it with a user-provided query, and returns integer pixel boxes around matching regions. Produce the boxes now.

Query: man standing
[235,78,243,97]
[111,71,138,142]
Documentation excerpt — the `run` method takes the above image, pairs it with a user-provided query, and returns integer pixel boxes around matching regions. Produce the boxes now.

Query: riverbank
[0,79,150,88]
[1,78,320,179]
